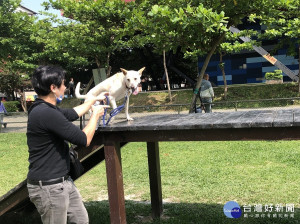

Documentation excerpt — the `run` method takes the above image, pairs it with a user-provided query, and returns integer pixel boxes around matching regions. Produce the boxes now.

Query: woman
[26,65,109,224]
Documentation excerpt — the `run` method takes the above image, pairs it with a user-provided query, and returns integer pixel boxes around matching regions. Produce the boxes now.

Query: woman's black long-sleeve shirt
[27,99,87,180]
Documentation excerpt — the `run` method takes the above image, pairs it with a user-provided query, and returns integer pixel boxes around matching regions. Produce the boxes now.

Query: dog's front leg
[107,98,117,122]
[125,95,133,121]
[110,98,117,110]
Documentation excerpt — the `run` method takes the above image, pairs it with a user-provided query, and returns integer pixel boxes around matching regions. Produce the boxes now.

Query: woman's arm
[73,92,109,117]
[73,100,96,117]
[82,105,109,146]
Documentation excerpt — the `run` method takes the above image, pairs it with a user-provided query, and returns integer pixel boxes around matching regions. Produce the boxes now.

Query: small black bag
[69,146,84,180]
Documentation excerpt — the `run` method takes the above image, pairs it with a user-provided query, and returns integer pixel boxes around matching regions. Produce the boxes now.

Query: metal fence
[128,97,300,114]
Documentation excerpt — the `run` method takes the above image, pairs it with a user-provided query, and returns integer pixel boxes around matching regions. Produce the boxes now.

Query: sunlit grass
[1,134,300,223]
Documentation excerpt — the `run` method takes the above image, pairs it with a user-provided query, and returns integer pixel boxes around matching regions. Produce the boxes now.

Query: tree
[46,0,195,92]
[30,16,92,70]
[125,1,228,101]
[0,0,40,111]
[185,0,285,112]
[254,0,300,91]
[0,64,22,101]
[124,0,277,112]
[0,0,38,71]
[46,0,136,76]
[217,29,258,99]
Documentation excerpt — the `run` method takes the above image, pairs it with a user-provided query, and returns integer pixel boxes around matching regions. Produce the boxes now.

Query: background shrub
[3,101,20,112]
[265,70,283,80]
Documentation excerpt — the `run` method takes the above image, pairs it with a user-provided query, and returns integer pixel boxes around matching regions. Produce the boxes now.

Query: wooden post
[147,142,163,219]
[104,142,126,224]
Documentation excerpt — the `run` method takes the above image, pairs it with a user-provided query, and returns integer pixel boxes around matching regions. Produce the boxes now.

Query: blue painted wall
[198,25,299,86]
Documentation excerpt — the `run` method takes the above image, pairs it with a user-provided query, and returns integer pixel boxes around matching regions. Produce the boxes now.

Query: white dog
[75,67,145,121]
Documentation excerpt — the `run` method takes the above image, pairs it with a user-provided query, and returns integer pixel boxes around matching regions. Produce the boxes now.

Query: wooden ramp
[0,133,125,217]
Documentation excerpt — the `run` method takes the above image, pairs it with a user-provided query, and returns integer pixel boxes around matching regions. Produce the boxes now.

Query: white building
[16,5,36,16]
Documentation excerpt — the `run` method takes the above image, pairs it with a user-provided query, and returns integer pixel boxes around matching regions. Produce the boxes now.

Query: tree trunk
[188,32,226,113]
[95,56,101,68]
[11,90,15,101]
[106,35,115,78]
[19,90,27,112]
[83,77,94,95]
[163,50,172,102]
[219,53,228,99]
[106,52,112,78]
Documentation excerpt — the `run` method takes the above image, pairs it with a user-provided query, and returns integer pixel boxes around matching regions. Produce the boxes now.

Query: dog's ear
[138,67,146,76]
[120,68,127,75]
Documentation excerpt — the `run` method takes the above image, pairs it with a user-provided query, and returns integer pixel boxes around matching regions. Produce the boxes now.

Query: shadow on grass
[0,200,299,224]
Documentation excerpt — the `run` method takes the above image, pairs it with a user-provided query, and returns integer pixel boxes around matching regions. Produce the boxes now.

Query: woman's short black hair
[31,65,66,96]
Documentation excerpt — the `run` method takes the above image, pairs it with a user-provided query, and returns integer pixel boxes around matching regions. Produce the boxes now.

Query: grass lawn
[1,133,300,223]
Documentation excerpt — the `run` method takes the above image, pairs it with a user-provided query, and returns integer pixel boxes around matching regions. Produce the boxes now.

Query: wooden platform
[98,109,300,142]
[96,109,300,223]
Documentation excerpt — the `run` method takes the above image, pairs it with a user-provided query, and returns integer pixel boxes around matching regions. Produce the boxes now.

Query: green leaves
[44,0,136,68]
[0,0,38,73]
[1,0,298,83]
[265,70,283,80]
[126,1,229,57]
[255,0,300,56]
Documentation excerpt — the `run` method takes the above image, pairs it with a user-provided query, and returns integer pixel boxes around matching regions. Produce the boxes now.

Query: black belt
[27,175,69,186]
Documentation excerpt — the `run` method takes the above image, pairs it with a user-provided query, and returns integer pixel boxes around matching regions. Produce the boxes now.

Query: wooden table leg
[147,142,163,219]
[104,142,126,224]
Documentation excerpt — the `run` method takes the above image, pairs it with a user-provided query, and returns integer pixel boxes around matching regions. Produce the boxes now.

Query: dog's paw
[127,117,134,121]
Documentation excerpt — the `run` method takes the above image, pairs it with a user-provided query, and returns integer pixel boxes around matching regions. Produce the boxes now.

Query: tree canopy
[0,0,299,111]
[0,0,38,72]
[0,0,39,106]
[46,0,136,72]
[254,0,300,56]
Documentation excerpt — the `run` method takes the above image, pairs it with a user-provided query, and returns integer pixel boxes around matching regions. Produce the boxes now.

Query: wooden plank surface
[212,111,249,128]
[249,110,276,128]
[293,110,300,125]
[99,109,300,132]
[273,109,294,127]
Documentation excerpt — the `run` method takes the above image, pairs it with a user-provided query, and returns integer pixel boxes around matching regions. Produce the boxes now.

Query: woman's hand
[97,92,109,101]
[89,92,110,103]
[83,104,110,146]
[74,92,110,117]
[91,105,110,116]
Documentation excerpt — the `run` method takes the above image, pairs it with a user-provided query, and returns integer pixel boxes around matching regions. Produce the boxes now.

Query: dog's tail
[75,82,87,99]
